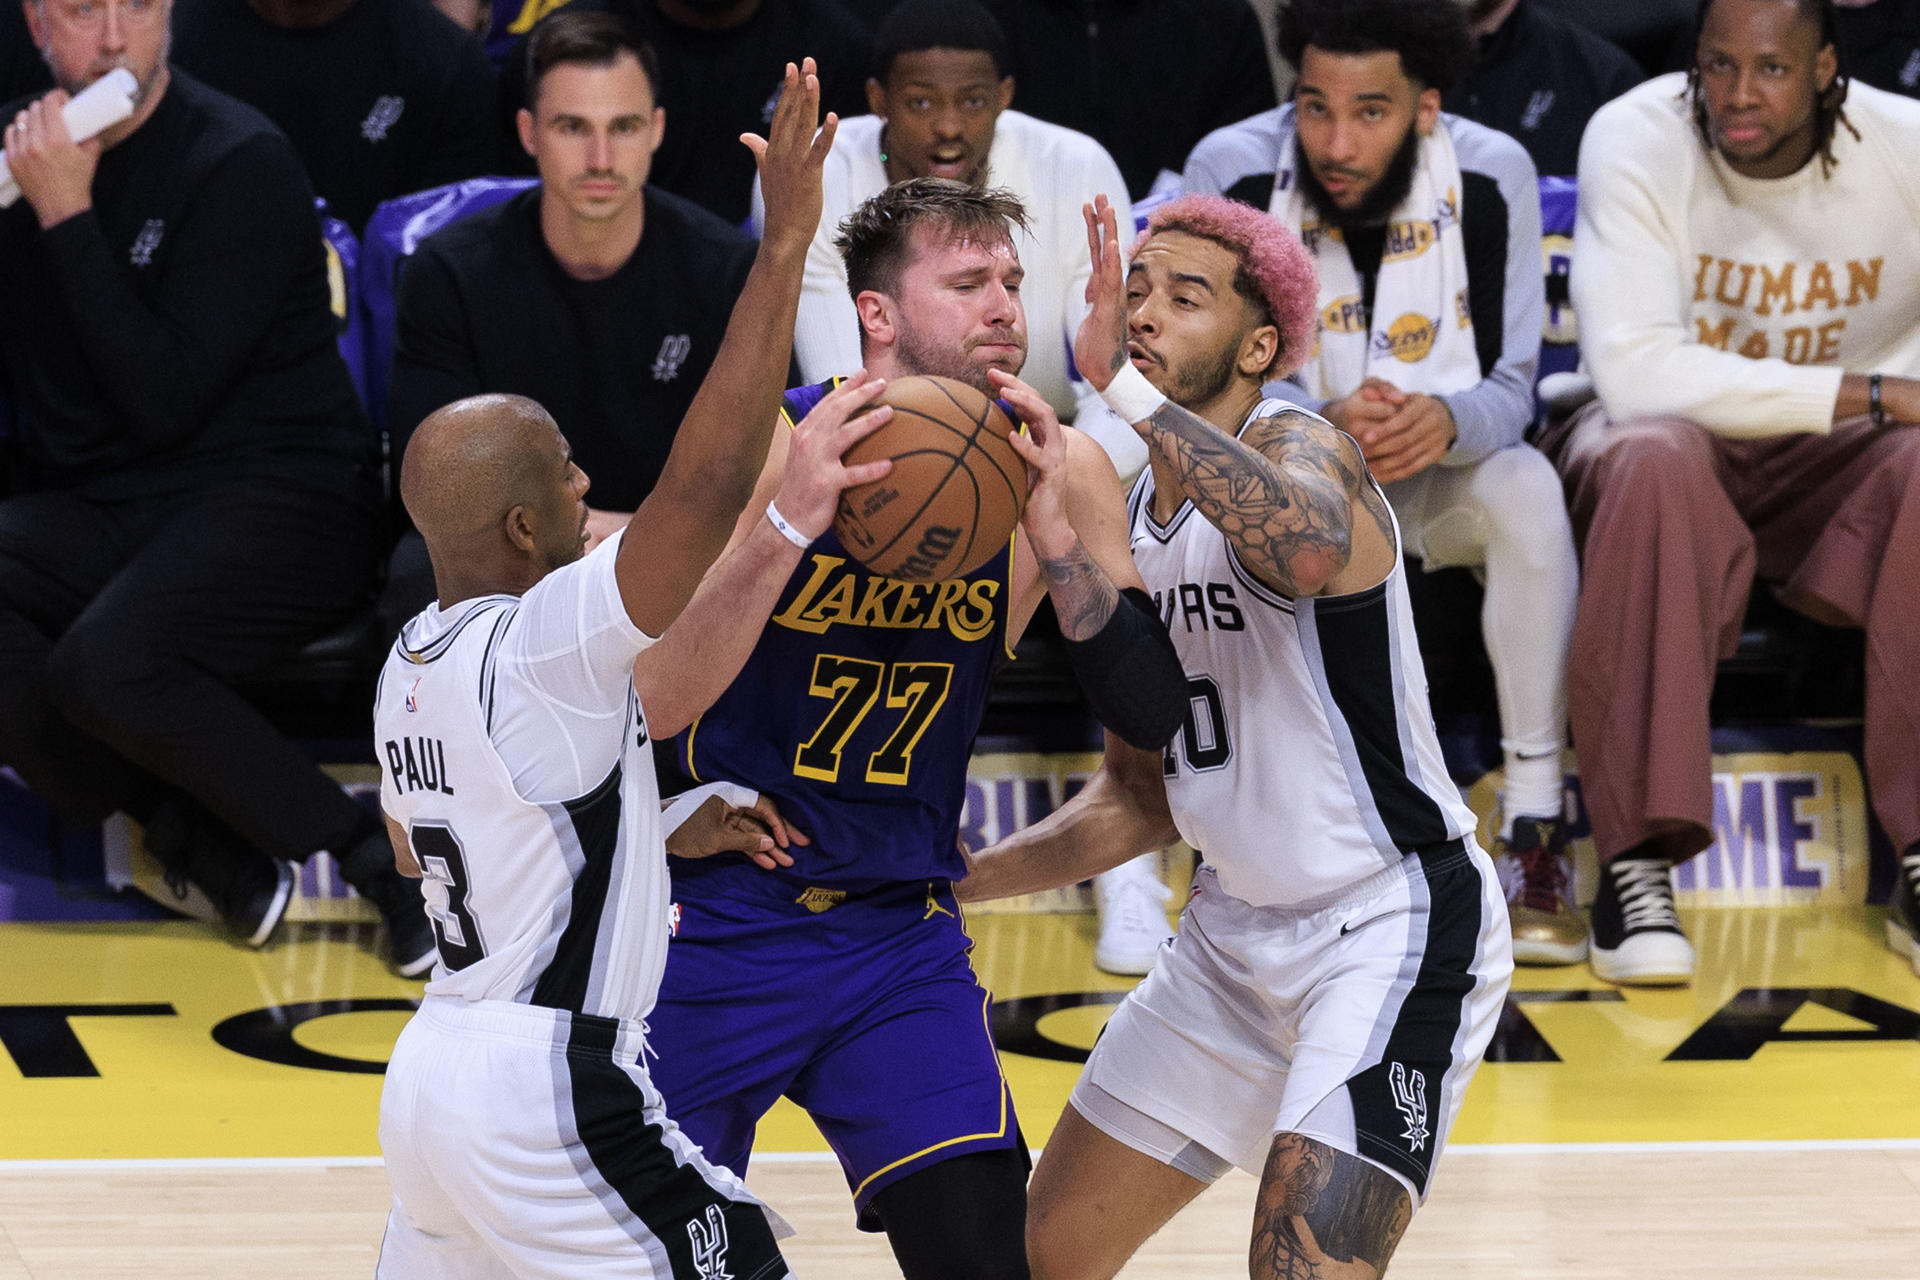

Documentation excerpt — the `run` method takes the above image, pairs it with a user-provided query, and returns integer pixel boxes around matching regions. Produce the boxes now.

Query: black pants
[0,463,380,862]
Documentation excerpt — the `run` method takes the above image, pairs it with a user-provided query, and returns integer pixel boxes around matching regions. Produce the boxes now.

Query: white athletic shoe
[1094,855,1173,976]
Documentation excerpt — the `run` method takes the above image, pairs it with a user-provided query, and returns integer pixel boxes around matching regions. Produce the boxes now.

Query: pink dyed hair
[1129,195,1320,379]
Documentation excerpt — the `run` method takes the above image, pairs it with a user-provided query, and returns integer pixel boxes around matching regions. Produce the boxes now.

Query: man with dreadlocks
[1541,0,1920,987]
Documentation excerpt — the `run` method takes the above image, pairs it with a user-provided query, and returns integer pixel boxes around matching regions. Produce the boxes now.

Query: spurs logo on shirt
[360,95,405,143]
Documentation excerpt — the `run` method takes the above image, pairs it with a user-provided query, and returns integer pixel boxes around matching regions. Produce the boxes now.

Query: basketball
[831,375,1028,582]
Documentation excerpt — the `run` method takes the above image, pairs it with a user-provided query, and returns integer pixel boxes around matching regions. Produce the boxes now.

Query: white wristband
[661,782,760,839]
[765,501,813,549]
[1097,361,1168,424]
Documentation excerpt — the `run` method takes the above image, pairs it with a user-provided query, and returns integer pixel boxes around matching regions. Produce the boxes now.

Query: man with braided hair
[1541,0,1920,986]
[960,194,1513,1279]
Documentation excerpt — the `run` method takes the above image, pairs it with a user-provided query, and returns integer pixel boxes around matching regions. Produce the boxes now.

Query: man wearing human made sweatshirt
[1541,0,1920,989]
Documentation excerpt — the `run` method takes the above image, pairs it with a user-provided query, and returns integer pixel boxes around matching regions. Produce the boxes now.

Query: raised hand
[1073,194,1130,394]
[989,369,1073,559]
[774,371,895,539]
[743,57,839,252]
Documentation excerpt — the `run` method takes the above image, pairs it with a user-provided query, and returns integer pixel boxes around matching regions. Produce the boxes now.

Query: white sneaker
[1094,855,1173,976]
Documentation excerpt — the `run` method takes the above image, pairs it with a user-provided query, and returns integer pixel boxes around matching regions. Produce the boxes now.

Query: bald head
[402,395,591,599]
[402,395,568,540]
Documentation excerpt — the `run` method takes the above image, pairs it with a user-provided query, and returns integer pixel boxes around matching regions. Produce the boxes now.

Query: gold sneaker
[1494,817,1587,966]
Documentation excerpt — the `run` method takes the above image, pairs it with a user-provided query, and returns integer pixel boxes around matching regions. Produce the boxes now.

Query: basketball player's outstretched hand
[776,369,895,538]
[744,57,839,250]
[1073,194,1129,393]
[989,370,1073,557]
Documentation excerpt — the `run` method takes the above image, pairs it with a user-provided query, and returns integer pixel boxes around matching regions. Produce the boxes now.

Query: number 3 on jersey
[409,821,486,971]
[794,655,954,785]
[1164,675,1232,777]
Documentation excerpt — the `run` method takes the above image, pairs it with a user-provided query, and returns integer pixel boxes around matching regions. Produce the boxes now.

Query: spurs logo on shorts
[688,1204,732,1280]
[1390,1062,1430,1153]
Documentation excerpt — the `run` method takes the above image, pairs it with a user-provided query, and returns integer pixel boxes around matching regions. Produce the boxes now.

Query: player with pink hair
[1129,193,1323,381]
[957,191,1513,1279]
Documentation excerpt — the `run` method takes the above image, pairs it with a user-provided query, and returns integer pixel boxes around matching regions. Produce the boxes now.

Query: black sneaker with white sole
[1888,844,1919,979]
[1589,855,1694,986]
[145,799,294,947]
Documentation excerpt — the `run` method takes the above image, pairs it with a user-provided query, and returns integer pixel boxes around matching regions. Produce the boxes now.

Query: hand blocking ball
[831,375,1028,582]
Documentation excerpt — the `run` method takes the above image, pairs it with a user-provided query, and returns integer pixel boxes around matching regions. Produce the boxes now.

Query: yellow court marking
[1,908,1917,1160]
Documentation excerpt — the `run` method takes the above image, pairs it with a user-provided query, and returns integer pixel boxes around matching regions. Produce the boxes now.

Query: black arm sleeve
[36,135,318,456]
[1062,586,1189,751]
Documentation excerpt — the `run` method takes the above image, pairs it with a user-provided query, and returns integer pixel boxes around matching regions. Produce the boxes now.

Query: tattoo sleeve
[1141,403,1363,597]
[1249,1134,1412,1280]
[1035,537,1121,642]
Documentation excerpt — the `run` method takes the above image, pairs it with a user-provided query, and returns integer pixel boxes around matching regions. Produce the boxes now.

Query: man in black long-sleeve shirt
[1444,0,1642,177]
[0,0,431,970]
[172,0,501,233]
[982,0,1276,200]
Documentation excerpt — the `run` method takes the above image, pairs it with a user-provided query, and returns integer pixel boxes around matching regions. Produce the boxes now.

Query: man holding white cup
[0,0,431,971]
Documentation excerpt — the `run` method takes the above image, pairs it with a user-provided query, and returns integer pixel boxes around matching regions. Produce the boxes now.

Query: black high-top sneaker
[1888,844,1919,979]
[144,798,292,947]
[1589,855,1694,986]
[337,821,438,978]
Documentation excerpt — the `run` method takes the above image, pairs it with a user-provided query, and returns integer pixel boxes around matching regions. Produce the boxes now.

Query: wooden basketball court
[1,904,1916,1277]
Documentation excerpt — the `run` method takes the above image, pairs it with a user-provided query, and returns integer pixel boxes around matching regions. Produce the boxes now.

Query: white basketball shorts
[1074,840,1512,1202]
[378,995,793,1278]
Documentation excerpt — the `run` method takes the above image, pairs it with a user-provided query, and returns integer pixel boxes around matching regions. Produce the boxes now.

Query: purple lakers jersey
[677,379,1017,887]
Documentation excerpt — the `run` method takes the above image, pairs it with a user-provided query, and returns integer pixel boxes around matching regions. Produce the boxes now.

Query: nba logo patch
[669,903,682,937]
[405,678,422,713]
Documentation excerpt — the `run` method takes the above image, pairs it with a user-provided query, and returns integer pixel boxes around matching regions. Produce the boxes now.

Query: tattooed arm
[1071,195,1392,599]
[1144,402,1381,599]
[997,370,1147,645]
[1252,1135,1412,1280]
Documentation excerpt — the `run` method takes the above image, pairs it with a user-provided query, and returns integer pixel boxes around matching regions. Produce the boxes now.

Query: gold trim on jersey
[849,987,1012,1201]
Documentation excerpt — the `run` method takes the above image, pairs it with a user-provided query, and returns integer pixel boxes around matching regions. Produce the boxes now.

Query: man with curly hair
[1185,0,1585,975]
[959,194,1513,1280]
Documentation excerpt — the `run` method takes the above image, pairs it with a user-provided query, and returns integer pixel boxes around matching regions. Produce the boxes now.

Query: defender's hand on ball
[989,370,1075,560]
[774,370,895,539]
[1073,194,1129,395]
[744,57,839,252]
[666,793,809,871]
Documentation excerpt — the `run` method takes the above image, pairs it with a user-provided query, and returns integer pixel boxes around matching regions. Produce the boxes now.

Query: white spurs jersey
[373,532,670,1018]
[1128,399,1476,909]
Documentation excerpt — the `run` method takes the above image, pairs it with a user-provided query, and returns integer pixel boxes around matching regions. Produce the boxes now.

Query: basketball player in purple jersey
[649,177,1187,1280]
[959,195,1512,1278]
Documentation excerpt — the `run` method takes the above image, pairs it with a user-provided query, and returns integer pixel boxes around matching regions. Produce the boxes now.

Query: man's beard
[1294,125,1421,229]
[895,323,1026,397]
[1161,340,1240,410]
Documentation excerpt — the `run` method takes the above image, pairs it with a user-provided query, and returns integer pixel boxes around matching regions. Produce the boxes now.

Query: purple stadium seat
[317,198,368,413]
[358,176,538,435]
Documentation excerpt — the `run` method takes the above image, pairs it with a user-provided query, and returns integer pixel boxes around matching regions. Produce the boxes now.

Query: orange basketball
[831,375,1028,582]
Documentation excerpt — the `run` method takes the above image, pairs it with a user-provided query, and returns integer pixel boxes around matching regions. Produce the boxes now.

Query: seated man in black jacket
[0,0,431,971]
